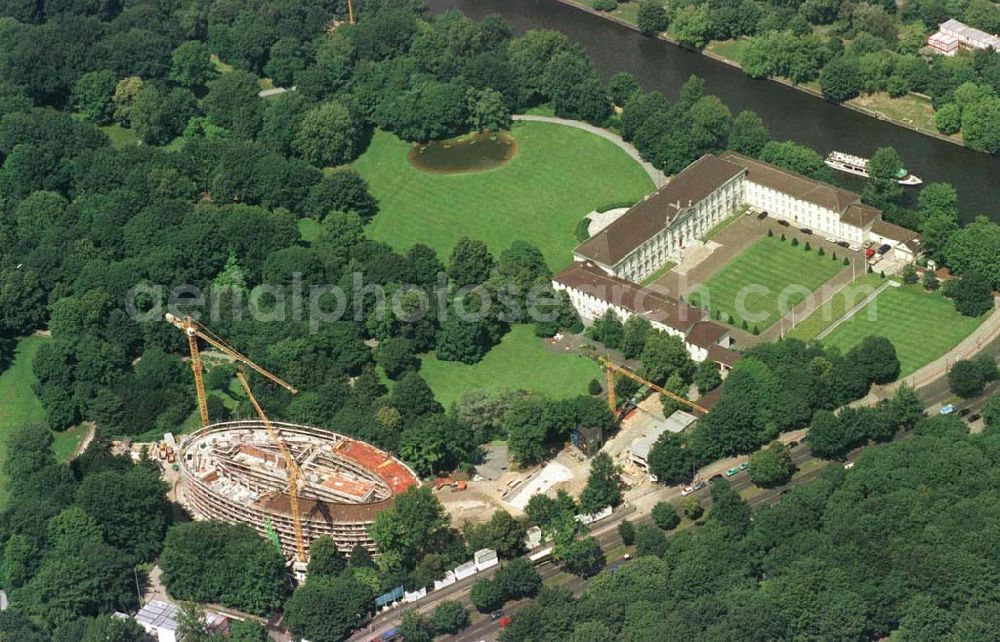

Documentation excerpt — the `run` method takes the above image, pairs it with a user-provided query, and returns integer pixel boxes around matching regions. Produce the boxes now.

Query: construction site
[178,420,418,558]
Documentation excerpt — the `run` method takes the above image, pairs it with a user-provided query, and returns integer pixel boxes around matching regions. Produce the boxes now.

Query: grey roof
[630,410,699,459]
[135,600,179,632]
[575,155,745,266]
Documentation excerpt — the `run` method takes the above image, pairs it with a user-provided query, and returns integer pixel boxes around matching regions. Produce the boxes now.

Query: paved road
[512,114,667,187]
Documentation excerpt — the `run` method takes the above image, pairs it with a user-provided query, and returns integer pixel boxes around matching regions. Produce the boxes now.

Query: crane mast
[599,355,709,415]
[165,313,307,563]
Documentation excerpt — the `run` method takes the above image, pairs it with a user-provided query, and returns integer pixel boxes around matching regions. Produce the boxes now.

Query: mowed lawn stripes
[353,122,654,271]
[823,285,987,377]
[690,237,844,330]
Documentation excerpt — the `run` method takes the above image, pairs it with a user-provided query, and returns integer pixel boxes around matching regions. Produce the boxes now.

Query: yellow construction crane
[348,0,355,24]
[598,355,709,415]
[164,313,307,563]
[234,367,308,564]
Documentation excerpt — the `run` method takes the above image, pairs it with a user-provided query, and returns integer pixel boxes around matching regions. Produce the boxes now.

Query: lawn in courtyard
[787,273,884,342]
[821,284,988,377]
[688,236,845,331]
[418,324,601,408]
[353,121,654,271]
[0,336,85,507]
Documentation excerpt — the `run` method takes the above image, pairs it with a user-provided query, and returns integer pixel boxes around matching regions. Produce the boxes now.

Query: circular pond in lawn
[408,131,517,174]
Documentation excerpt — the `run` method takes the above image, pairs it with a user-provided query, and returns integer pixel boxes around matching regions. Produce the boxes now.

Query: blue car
[939,404,955,415]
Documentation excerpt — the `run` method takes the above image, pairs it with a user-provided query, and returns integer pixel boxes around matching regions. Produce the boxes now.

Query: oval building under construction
[178,420,419,558]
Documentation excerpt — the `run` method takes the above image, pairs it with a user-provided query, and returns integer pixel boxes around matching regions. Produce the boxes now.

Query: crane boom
[599,356,709,415]
[236,368,308,564]
[165,314,297,393]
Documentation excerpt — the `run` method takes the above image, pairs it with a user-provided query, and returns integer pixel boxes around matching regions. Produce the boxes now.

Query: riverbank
[557,0,967,150]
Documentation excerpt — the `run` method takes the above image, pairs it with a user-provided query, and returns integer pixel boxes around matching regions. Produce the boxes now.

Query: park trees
[159,522,289,615]
[203,70,261,138]
[294,101,367,167]
[748,441,795,487]
[961,96,1000,154]
[541,51,611,124]
[464,510,527,559]
[467,88,511,132]
[945,216,1000,290]
[368,486,452,572]
[948,356,998,398]
[429,601,470,635]
[820,56,864,103]
[72,70,117,125]
[448,237,495,287]
[621,315,652,359]
[557,536,606,577]
[694,359,722,394]
[651,501,681,530]
[728,110,770,156]
[637,0,670,36]
[641,330,694,386]
[918,182,960,263]
[284,572,375,642]
[806,410,852,459]
[863,146,905,211]
[647,431,694,484]
[587,310,624,349]
[949,270,994,317]
[170,40,215,89]
[578,452,624,514]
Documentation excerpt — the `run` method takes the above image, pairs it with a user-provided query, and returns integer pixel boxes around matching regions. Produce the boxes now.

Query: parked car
[681,486,695,496]
[491,610,505,621]
[940,404,955,415]
[725,467,739,476]
[739,461,749,471]
[837,241,850,248]
[757,211,769,220]
[825,236,837,243]
[692,480,707,492]
[800,228,813,234]
[844,461,855,470]
[848,243,861,251]
[865,248,876,258]
[778,219,790,227]
[878,243,891,255]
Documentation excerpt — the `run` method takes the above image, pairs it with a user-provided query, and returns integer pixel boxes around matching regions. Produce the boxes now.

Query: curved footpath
[513,114,667,187]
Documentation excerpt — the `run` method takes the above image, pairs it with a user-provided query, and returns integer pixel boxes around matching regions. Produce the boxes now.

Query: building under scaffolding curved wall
[178,420,419,558]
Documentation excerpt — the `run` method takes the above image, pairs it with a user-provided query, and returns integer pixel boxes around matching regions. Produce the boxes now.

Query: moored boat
[824,151,923,186]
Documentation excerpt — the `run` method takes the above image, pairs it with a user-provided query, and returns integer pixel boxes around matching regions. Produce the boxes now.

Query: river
[429,0,1000,223]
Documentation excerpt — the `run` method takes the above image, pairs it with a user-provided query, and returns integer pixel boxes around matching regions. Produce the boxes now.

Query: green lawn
[822,285,988,377]
[706,39,752,65]
[0,336,85,507]
[353,121,654,271]
[688,236,845,331]
[418,325,601,408]
[787,274,884,342]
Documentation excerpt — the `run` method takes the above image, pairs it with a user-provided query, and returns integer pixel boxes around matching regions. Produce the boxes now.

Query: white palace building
[552,151,921,372]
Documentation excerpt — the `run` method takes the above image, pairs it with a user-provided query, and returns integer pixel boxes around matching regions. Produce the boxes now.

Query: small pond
[408,131,517,173]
